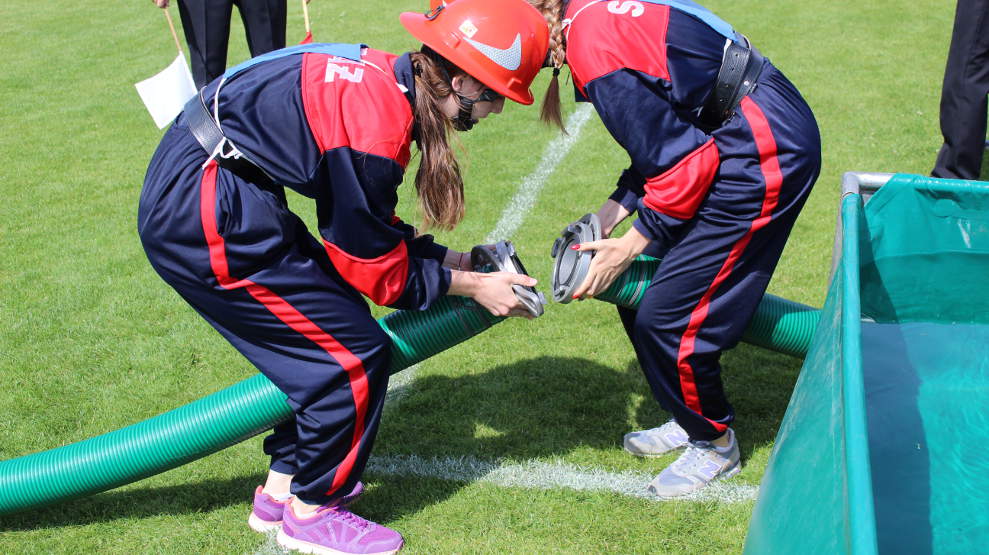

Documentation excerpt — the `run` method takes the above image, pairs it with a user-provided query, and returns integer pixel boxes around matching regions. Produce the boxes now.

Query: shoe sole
[276,528,403,555]
[648,461,742,498]
[623,443,688,458]
[248,512,282,533]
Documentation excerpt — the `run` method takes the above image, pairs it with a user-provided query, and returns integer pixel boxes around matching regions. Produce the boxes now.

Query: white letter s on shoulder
[607,0,645,17]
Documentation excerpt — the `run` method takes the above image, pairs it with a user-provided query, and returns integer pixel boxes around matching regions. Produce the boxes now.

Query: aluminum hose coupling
[549,213,601,303]
[470,240,547,318]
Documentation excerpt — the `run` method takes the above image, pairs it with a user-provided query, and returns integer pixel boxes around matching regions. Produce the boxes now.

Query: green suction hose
[0,289,501,516]
[598,256,820,358]
[738,293,821,358]
[380,295,501,370]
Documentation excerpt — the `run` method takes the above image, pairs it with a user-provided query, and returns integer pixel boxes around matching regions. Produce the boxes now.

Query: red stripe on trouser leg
[198,161,369,497]
[740,97,784,215]
[674,97,783,434]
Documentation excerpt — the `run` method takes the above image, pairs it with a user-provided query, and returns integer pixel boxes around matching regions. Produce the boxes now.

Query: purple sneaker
[249,482,364,534]
[249,486,292,533]
[277,504,404,555]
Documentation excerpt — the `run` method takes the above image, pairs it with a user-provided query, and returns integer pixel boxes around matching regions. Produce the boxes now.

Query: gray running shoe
[623,419,689,457]
[647,428,741,498]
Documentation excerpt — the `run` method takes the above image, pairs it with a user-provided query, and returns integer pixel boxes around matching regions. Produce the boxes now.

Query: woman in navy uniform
[138,1,549,552]
[528,0,821,497]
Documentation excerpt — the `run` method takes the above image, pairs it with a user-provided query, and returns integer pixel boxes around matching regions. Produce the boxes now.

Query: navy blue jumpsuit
[564,0,821,441]
[138,46,450,504]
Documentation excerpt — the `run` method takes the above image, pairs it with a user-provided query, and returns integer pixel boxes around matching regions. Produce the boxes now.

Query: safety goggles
[477,88,504,103]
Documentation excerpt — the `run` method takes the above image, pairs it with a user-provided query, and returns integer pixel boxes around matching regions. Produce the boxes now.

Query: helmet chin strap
[452,94,478,131]
[421,46,479,131]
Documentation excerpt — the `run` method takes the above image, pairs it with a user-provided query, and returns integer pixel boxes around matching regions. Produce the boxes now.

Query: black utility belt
[698,37,765,129]
[183,93,279,191]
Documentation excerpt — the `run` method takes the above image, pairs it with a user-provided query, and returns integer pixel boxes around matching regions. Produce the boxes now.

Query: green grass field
[0,1,965,553]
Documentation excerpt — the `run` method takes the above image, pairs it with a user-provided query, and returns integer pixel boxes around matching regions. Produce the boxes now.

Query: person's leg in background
[236,0,287,57]
[176,0,235,87]
[932,0,989,180]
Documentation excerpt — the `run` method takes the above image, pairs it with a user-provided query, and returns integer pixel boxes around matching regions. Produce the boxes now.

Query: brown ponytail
[409,51,464,232]
[529,0,567,132]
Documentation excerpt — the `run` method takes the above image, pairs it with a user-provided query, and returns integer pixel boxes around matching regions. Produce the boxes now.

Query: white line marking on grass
[485,103,595,244]
[384,367,417,402]
[366,454,758,504]
[386,104,595,404]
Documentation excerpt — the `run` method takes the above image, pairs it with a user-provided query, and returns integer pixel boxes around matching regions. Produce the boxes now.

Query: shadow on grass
[1,347,802,530]
[0,473,262,531]
[368,348,801,520]
[376,355,646,460]
[379,351,801,461]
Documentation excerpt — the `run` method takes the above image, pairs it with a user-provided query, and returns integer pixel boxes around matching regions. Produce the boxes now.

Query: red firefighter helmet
[400,0,549,105]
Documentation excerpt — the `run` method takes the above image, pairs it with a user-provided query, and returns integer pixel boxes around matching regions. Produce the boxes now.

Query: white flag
[134,53,197,129]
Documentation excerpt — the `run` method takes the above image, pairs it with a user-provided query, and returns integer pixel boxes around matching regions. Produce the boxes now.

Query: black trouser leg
[933,0,989,180]
[235,0,287,57]
[177,0,235,88]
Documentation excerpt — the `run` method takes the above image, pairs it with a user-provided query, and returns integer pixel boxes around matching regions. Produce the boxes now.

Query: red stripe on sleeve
[642,138,720,220]
[322,239,409,306]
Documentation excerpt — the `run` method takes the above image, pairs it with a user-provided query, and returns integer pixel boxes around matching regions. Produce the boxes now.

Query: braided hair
[529,0,568,132]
